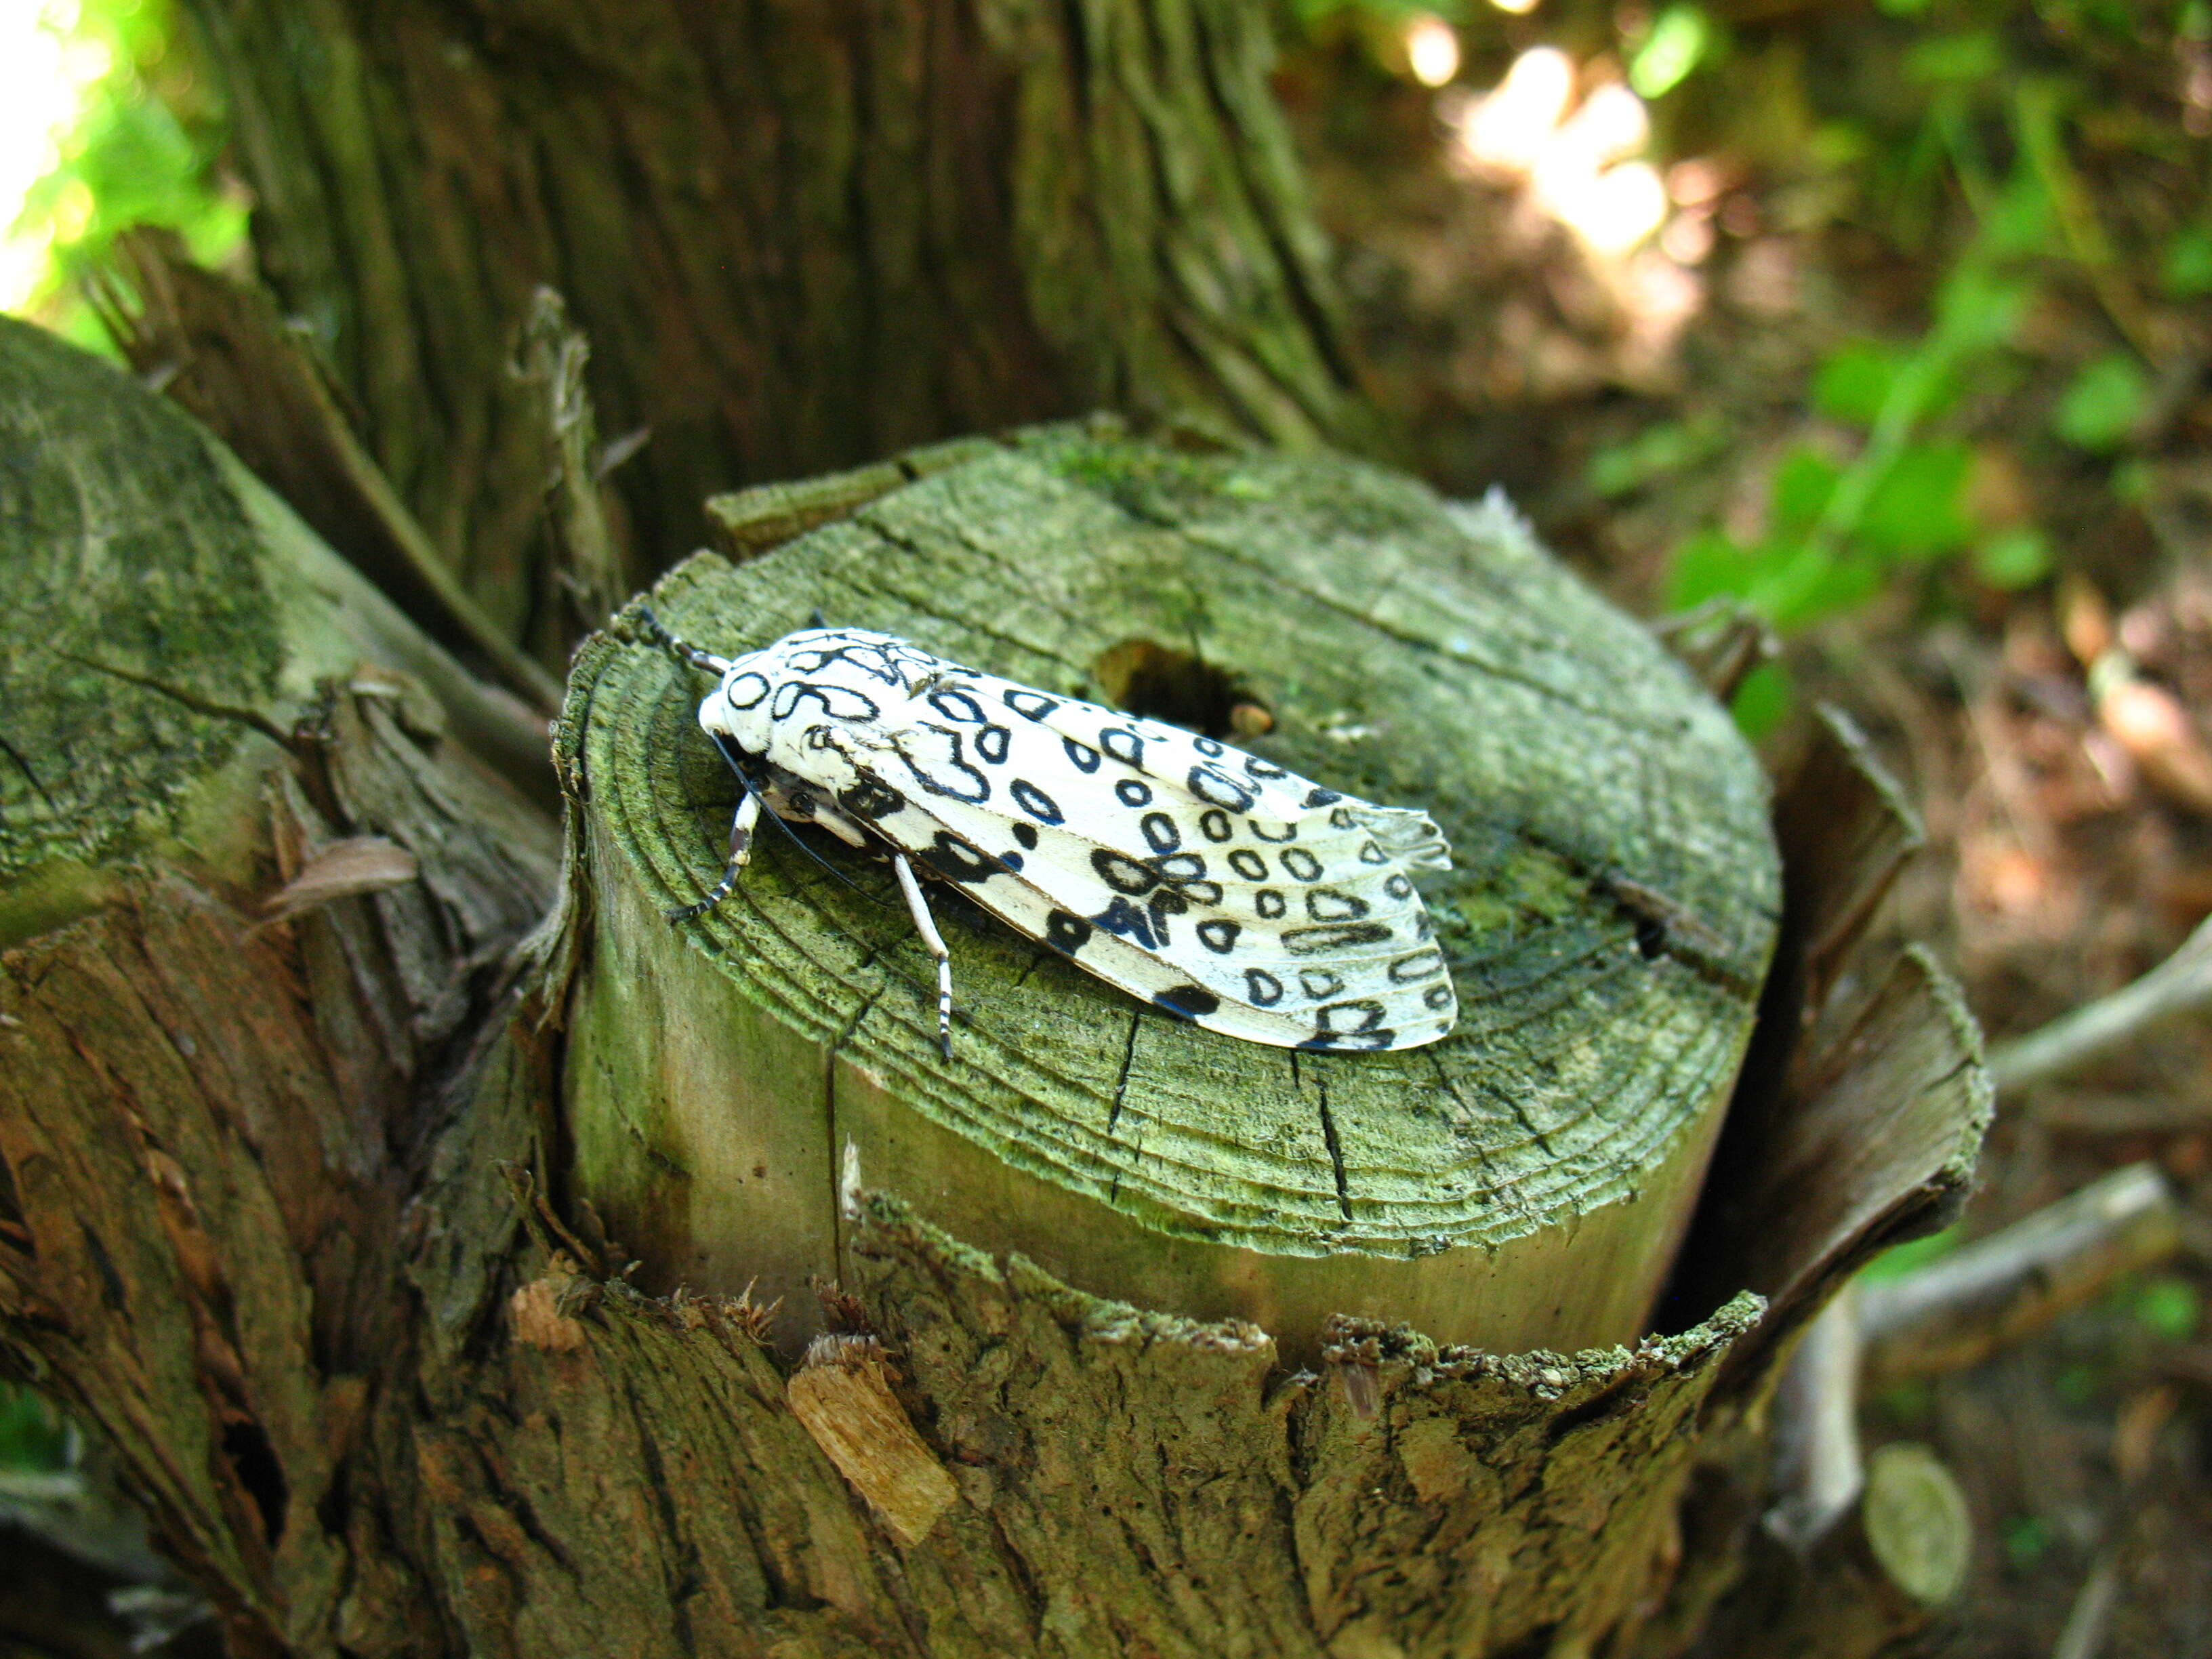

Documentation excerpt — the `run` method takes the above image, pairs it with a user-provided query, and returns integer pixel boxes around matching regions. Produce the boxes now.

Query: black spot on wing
[837,777,906,820]
[1141,813,1181,854]
[1298,1000,1393,1050]
[1186,764,1256,812]
[1092,849,1159,895]
[1046,909,1093,953]
[1424,983,1455,1010]
[1090,895,1158,949]
[894,727,992,803]
[1063,737,1102,773]
[1299,968,1345,1000]
[1197,810,1234,843]
[1389,948,1446,982]
[976,724,1011,764]
[1244,756,1287,780]
[1255,889,1287,919]
[1282,847,1324,882]
[1282,922,1393,954]
[1227,848,1267,881]
[1303,786,1342,806]
[1250,819,1298,843]
[1305,888,1370,920]
[1012,821,1040,851]
[1004,688,1060,722]
[1150,853,1208,882]
[1197,919,1241,954]
[1245,968,1284,1005]
[1010,779,1064,823]
[921,830,1001,884]
[1152,983,1222,1021]
[1115,778,1153,806]
[1101,727,1146,767]
[927,687,988,724]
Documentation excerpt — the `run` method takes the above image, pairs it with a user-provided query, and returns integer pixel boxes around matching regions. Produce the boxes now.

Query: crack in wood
[1316,1076,1353,1224]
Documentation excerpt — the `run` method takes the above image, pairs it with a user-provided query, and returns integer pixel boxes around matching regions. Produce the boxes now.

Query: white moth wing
[726,631,1457,1050]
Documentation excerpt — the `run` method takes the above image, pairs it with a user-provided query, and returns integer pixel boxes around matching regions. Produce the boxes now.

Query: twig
[1987,914,2212,1094]
[1858,1163,2179,1391]
[1767,1284,1866,1549]
[1767,1165,2179,1551]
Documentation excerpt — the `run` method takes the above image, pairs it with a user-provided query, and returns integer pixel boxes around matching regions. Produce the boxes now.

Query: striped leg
[892,853,956,1059]
[666,790,761,922]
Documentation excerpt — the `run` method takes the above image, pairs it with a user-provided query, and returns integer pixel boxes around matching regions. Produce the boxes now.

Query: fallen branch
[1856,1162,2180,1391]
[1768,1164,2177,1540]
[1987,914,2212,1094]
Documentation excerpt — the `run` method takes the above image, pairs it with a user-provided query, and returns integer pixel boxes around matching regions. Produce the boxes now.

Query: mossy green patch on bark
[0,318,280,889]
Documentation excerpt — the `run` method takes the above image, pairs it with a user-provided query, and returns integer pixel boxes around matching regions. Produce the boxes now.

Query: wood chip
[260,836,418,920]
[786,1335,957,1547]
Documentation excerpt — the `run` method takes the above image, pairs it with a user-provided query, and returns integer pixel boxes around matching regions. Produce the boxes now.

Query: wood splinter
[785,1334,958,1547]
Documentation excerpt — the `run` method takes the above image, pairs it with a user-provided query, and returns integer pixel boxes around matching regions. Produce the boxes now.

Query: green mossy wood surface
[0,316,550,947]
[564,423,1782,1359]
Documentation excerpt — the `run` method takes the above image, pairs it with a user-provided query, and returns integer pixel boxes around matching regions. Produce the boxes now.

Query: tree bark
[178,0,1370,661]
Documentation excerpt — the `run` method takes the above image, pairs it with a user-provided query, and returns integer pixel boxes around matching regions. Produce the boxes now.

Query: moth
[639,609,1459,1057]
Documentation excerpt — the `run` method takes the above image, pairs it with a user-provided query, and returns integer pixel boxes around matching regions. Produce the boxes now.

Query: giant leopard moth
[638,607,1460,1057]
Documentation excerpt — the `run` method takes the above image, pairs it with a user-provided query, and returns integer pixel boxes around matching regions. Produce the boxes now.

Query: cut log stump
[559,420,1784,1364]
[1,322,1993,1658]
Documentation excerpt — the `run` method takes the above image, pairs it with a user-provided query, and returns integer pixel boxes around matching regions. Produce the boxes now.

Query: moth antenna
[636,602,734,676]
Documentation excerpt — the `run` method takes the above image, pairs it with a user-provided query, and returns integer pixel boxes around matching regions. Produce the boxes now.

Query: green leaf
[2003,1515,2054,1570]
[1629,3,1713,98]
[1858,1224,1962,1284]
[1771,446,1842,533]
[2055,353,2151,452]
[1763,544,1882,629]
[0,1384,69,1474]
[2163,222,2212,299]
[1811,342,1904,428]
[1904,30,2003,83]
[1666,527,1761,611]
[1972,526,2053,588]
[1585,418,1725,498]
[1982,169,2058,260]
[1860,442,1973,558]
[2132,1275,2200,1341]
[1933,266,2032,354]
[1728,659,1791,739]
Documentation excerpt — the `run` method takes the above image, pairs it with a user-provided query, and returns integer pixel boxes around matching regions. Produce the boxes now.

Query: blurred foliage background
[5,0,2212,1652]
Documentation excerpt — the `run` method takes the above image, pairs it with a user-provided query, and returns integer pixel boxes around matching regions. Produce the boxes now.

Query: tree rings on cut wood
[559,424,1780,1359]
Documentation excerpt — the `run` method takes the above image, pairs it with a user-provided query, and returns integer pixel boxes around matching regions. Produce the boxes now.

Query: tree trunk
[0,318,1990,1656]
[179,0,1371,663]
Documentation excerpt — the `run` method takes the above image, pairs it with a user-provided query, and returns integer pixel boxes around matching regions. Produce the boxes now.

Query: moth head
[697,651,775,756]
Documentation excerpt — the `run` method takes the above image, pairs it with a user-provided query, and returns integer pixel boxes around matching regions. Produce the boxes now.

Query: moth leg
[667,789,761,922]
[892,853,956,1060]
